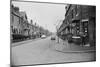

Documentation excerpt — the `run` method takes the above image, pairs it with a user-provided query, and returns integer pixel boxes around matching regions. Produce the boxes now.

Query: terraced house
[11,5,23,40]
[57,4,96,47]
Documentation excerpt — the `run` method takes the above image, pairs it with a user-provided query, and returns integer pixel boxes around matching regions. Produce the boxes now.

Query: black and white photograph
[10,0,96,66]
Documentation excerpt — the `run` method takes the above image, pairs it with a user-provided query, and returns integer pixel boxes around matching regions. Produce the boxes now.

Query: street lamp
[54,19,63,43]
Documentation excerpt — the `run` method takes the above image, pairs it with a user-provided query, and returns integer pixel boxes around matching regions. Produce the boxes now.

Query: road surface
[11,36,95,66]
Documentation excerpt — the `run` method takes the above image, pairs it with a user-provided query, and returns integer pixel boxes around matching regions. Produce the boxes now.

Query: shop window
[82,21,88,35]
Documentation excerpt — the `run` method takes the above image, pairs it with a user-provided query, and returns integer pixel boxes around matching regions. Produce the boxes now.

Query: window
[75,6,78,15]
[12,15,14,23]
[13,28,16,34]
[72,10,74,18]
[19,17,20,24]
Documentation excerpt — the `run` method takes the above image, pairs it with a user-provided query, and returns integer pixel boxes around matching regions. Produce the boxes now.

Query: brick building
[57,4,96,46]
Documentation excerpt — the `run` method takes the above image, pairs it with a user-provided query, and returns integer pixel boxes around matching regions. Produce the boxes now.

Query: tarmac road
[11,36,95,66]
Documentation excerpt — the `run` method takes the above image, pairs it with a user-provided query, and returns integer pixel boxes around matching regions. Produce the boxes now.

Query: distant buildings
[11,4,51,41]
[57,4,96,46]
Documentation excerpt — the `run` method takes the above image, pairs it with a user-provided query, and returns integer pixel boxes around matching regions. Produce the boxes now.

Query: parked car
[41,35,46,38]
[51,36,55,40]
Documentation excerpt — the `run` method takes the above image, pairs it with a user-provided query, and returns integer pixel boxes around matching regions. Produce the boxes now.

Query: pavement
[53,37,96,53]
[11,38,41,47]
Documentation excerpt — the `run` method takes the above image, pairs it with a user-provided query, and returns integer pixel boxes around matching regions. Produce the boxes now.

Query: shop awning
[72,18,80,23]
[81,19,89,22]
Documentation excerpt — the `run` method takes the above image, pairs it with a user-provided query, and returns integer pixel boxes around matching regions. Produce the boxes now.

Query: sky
[12,1,66,33]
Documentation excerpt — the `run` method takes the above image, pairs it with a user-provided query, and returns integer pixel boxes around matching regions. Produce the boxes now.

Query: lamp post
[54,20,63,43]
[54,23,59,43]
[56,26,59,43]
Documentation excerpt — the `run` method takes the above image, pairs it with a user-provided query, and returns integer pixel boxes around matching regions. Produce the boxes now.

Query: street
[11,36,95,66]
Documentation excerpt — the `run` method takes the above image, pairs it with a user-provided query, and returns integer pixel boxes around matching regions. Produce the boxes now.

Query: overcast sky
[12,1,66,33]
